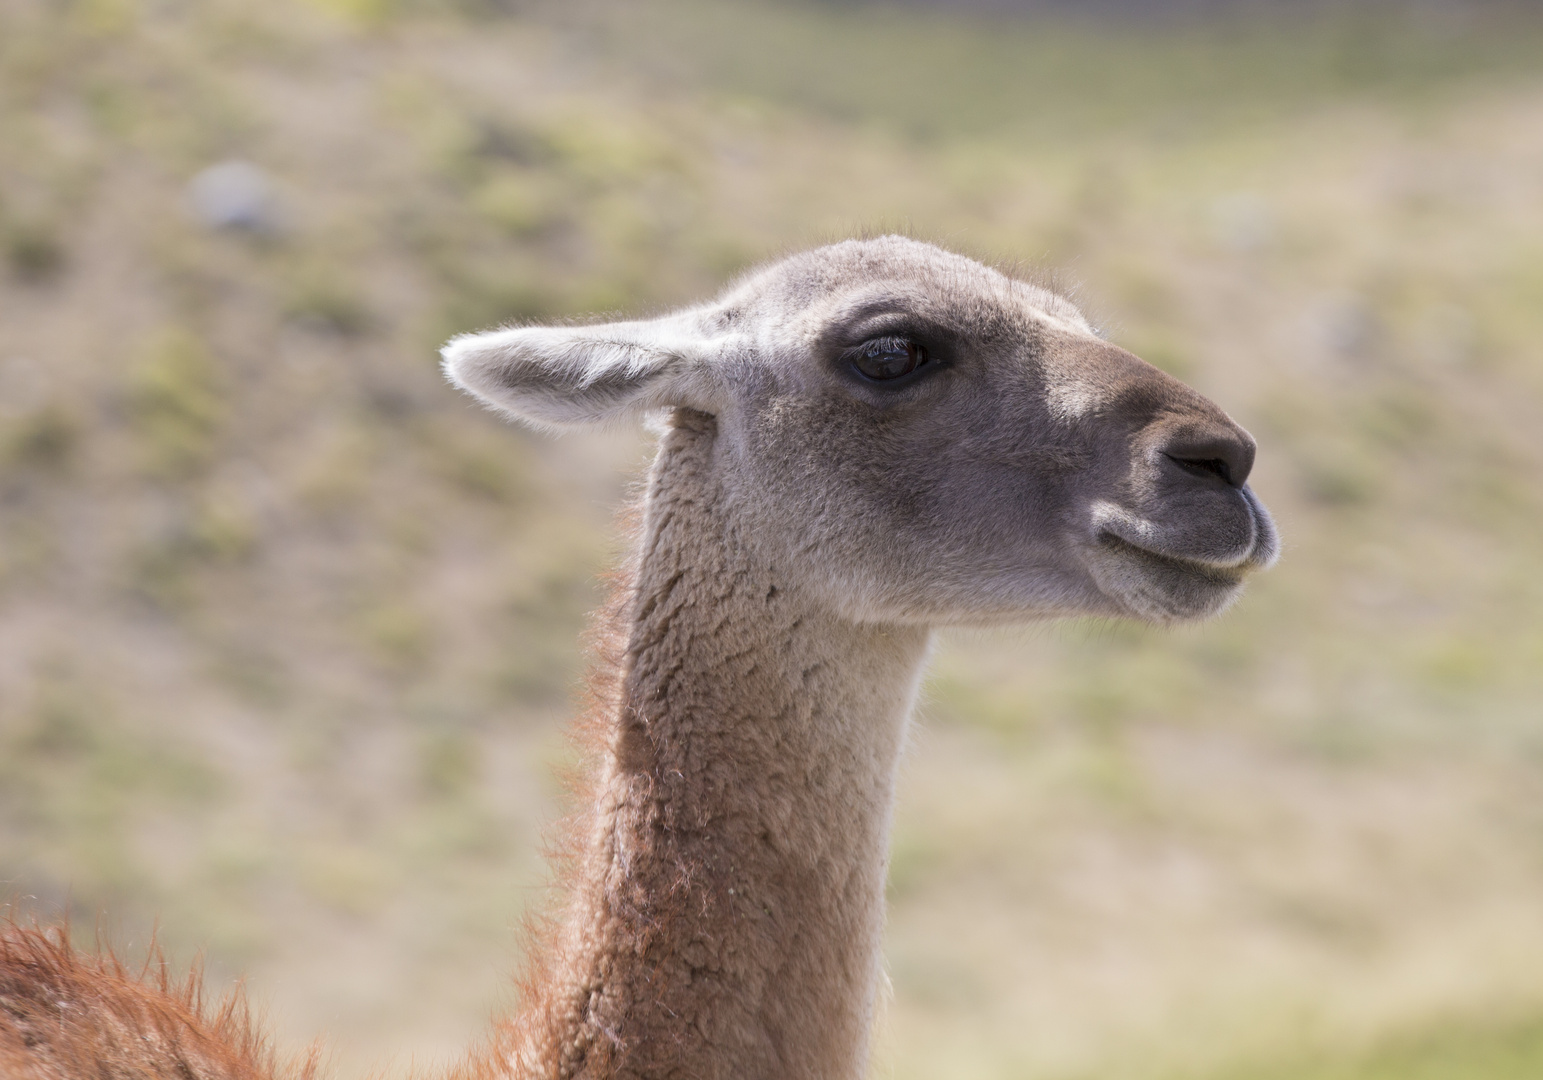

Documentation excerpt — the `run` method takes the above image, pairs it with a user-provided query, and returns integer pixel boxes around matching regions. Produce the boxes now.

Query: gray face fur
[443,236,1278,626]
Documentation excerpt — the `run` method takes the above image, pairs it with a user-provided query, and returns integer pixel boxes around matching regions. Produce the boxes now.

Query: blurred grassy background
[3,0,1543,1077]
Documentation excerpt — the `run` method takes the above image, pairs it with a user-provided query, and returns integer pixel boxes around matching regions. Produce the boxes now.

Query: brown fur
[0,238,1278,1080]
[0,922,320,1080]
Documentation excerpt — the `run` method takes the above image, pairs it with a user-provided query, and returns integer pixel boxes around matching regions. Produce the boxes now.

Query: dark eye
[851,338,928,381]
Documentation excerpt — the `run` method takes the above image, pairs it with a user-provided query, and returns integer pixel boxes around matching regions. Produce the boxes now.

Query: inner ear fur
[441,317,714,429]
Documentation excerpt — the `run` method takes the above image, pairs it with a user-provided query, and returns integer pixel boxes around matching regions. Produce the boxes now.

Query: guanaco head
[443,236,1277,625]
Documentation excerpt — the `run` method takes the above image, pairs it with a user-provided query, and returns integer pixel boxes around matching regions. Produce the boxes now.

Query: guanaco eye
[851,338,928,381]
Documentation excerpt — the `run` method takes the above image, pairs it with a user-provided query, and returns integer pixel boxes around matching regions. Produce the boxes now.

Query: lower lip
[1097,532,1246,586]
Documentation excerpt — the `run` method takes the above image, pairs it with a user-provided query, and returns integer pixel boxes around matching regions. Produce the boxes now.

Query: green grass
[1207,1019,1543,1080]
[551,0,1543,141]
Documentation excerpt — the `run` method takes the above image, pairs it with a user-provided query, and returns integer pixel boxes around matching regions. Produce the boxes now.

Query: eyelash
[843,337,935,383]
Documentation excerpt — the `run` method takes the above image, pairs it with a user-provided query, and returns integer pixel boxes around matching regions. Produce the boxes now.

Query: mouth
[1083,490,1278,623]
[1092,532,1246,620]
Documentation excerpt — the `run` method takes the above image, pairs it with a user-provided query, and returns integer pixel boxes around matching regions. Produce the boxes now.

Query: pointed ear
[440,316,715,429]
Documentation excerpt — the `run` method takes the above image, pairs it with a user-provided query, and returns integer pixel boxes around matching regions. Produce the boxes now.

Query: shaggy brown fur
[0,923,320,1080]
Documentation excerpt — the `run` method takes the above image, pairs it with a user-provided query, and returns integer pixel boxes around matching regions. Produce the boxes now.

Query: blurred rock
[187,160,279,233]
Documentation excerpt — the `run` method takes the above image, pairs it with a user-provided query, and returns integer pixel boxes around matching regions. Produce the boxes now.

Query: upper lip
[1089,494,1265,572]
[1092,481,1283,577]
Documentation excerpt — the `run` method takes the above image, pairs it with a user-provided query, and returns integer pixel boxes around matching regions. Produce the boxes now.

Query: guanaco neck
[513,409,931,1080]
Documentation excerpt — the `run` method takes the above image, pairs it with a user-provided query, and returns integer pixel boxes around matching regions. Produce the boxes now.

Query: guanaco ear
[441,316,717,429]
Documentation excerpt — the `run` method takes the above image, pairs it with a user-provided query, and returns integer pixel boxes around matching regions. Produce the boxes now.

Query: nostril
[1160,428,1255,488]
[1169,455,1233,486]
